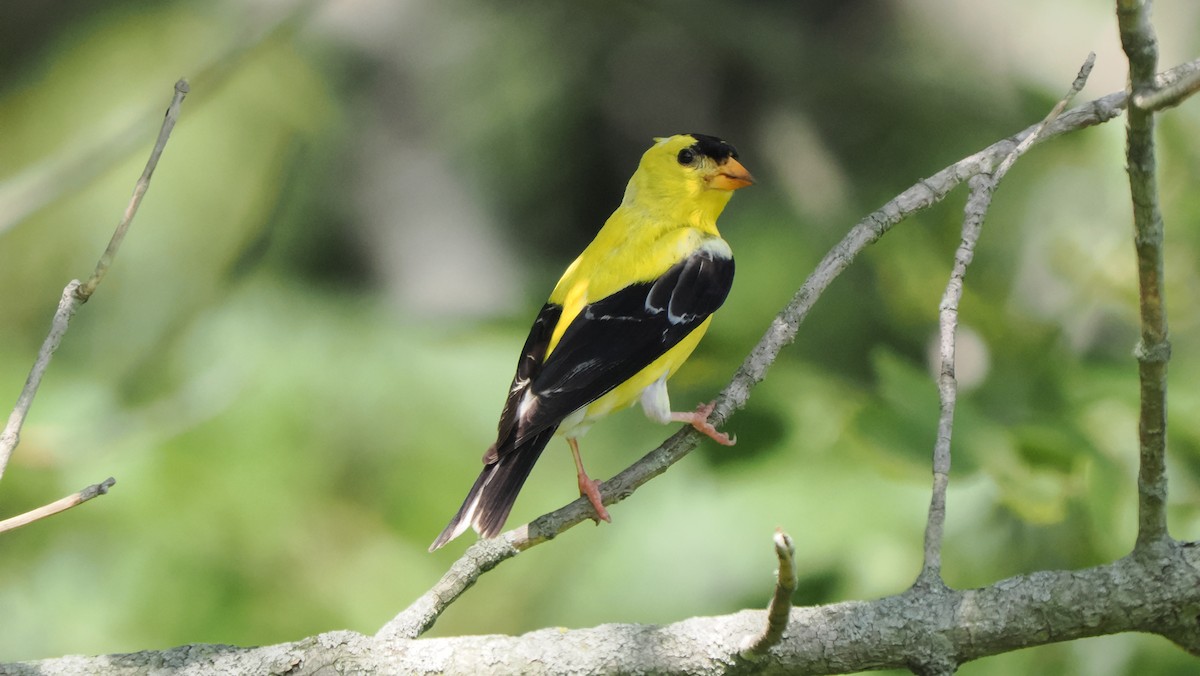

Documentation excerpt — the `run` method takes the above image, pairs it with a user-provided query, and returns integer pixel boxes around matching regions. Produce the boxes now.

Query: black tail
[428,429,556,551]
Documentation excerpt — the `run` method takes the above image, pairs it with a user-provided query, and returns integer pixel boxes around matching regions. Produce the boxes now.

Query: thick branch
[1117,0,1171,551]
[12,542,1200,675]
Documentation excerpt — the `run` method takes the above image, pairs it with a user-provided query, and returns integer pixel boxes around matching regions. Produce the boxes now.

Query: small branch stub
[1132,67,1200,111]
[740,529,798,659]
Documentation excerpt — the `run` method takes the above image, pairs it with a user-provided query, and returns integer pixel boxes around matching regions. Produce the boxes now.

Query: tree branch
[1132,67,1200,111]
[0,477,116,534]
[1117,0,1172,552]
[11,542,1199,675]
[918,54,1094,588]
[0,281,82,482]
[919,173,990,590]
[0,81,187,487]
[740,529,798,659]
[76,80,189,301]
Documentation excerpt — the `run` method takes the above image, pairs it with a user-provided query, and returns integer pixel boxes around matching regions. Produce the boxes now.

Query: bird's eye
[677,148,697,166]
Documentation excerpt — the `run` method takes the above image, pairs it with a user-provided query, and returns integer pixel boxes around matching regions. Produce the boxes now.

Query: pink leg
[670,401,736,446]
[568,437,611,524]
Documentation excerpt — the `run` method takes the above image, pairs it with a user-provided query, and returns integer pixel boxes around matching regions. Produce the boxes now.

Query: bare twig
[77,80,189,300]
[919,174,991,589]
[740,529,798,658]
[917,54,1095,587]
[995,53,1096,180]
[377,537,518,641]
[0,81,188,485]
[0,282,82,482]
[0,477,116,534]
[1117,0,1172,552]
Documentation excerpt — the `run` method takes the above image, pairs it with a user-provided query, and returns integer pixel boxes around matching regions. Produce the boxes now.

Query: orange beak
[710,157,755,191]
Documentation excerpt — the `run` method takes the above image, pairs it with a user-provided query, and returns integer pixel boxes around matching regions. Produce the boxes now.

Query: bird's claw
[675,401,736,446]
[578,475,612,525]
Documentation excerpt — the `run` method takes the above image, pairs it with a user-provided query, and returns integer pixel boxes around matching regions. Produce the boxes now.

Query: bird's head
[623,134,753,218]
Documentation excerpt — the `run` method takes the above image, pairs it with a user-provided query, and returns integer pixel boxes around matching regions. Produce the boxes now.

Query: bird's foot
[578,474,611,525]
[671,401,736,446]
[568,437,611,525]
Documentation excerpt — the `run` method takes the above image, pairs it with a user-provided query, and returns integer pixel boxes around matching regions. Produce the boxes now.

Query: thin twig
[994,53,1096,181]
[0,282,81,482]
[377,57,1200,641]
[740,529,798,658]
[917,54,1095,587]
[0,477,116,534]
[1118,0,1172,552]
[918,173,992,589]
[77,80,190,301]
[377,537,518,642]
[0,81,188,485]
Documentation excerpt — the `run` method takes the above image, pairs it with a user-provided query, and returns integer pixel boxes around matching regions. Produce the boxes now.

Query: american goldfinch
[430,133,752,551]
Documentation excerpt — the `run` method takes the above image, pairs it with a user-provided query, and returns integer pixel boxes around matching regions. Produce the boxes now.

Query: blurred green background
[1,1,1198,673]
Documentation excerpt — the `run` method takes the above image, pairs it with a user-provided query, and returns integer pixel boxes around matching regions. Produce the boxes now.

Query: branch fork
[0,80,188,533]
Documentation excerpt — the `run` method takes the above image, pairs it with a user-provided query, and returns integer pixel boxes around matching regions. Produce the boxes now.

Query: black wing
[486,302,561,463]
[500,247,734,452]
[430,247,733,550]
[431,304,562,549]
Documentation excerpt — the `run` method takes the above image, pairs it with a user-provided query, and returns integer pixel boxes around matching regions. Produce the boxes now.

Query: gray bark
[6,544,1197,675]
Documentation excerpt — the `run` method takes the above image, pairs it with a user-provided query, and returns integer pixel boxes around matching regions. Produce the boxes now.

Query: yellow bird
[430,133,752,551]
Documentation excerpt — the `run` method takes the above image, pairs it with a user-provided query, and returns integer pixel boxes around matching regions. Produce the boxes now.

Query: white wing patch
[645,243,732,326]
[516,391,537,420]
